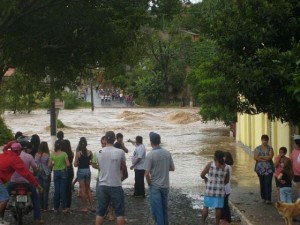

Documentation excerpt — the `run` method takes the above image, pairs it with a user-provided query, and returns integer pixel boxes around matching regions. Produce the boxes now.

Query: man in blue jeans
[145,132,175,225]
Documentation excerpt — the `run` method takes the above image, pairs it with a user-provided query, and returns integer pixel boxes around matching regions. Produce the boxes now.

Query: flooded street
[3,107,258,198]
[3,107,258,224]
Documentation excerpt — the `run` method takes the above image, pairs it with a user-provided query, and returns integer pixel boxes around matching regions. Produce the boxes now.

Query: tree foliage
[188,0,300,124]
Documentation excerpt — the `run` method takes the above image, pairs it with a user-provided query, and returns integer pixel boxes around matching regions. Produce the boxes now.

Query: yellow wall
[237,113,292,155]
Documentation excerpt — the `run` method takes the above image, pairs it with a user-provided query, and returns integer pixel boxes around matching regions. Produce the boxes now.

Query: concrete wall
[237,113,293,155]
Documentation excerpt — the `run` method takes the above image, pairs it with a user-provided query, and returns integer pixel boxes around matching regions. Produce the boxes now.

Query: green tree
[189,0,300,124]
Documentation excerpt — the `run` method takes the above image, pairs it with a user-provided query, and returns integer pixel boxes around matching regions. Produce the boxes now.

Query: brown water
[3,107,258,209]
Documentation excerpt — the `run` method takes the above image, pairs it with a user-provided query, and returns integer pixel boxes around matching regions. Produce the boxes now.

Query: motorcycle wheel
[16,207,23,225]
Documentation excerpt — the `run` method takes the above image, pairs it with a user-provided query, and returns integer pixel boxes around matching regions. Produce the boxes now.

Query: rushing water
[2,106,258,210]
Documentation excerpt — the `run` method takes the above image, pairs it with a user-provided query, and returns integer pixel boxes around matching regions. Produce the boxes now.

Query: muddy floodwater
[3,107,257,224]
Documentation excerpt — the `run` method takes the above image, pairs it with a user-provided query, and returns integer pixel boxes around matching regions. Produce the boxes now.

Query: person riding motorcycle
[0,143,43,225]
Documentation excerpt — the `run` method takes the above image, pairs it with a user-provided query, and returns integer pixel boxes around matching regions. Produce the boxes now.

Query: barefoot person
[74,137,94,212]
[254,134,274,204]
[95,131,127,225]
[201,150,230,225]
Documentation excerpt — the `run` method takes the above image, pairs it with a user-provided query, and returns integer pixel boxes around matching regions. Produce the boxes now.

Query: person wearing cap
[145,132,175,225]
[0,143,43,225]
[7,143,44,224]
[95,131,126,225]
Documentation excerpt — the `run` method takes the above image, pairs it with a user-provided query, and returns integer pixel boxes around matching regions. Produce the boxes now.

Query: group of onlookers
[254,135,300,205]
[0,130,175,225]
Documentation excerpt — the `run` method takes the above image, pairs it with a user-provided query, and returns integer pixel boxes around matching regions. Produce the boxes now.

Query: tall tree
[189,0,300,124]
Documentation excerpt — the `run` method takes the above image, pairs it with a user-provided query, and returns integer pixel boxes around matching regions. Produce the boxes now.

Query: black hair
[224,151,234,165]
[295,139,300,147]
[78,137,88,156]
[214,150,225,165]
[116,133,123,139]
[15,131,23,140]
[61,139,74,162]
[261,134,269,141]
[57,131,64,140]
[151,138,161,146]
[136,136,143,144]
[30,134,40,157]
[279,146,288,155]
[54,140,62,152]
[105,131,115,144]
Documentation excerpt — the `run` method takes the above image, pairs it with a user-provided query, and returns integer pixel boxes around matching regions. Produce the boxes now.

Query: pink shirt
[290,149,300,176]
[11,151,37,183]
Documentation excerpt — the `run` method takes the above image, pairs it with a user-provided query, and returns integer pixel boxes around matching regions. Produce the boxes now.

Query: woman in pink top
[290,139,300,197]
[274,147,289,201]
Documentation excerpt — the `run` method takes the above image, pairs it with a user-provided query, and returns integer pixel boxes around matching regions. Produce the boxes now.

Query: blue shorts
[0,183,9,201]
[96,186,125,217]
[77,168,91,181]
[204,196,224,208]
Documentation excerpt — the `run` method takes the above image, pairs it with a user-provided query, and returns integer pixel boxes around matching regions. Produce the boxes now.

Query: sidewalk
[229,146,296,225]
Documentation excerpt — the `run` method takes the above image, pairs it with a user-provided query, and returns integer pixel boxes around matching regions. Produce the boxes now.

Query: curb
[229,201,255,225]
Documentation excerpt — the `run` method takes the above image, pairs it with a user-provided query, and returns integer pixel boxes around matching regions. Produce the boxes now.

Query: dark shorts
[96,185,125,217]
[294,175,300,183]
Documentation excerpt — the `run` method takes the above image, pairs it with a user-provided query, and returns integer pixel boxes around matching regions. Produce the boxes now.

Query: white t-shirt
[96,146,126,187]
[224,165,232,195]
[131,144,146,170]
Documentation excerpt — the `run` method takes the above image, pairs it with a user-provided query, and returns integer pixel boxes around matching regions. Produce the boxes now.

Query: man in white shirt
[95,131,126,225]
[129,136,146,197]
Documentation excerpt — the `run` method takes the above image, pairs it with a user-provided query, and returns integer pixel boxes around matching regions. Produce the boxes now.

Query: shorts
[294,175,300,183]
[0,183,9,201]
[96,186,125,217]
[77,168,91,181]
[203,196,224,208]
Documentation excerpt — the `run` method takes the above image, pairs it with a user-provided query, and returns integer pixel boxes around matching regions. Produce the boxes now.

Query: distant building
[181,30,200,42]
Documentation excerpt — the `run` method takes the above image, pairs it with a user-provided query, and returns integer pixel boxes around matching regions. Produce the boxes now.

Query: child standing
[220,152,234,225]
[274,147,289,201]
[277,158,293,203]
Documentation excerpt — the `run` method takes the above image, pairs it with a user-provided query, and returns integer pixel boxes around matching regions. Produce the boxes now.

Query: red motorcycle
[8,183,33,225]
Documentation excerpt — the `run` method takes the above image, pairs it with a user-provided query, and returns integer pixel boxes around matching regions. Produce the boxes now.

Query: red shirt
[0,150,38,186]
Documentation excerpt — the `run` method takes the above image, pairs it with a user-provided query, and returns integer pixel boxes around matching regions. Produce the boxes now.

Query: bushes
[135,73,164,106]
[0,117,14,146]
[39,92,90,109]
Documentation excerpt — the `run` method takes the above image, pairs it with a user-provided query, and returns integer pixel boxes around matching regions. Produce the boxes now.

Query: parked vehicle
[8,183,33,225]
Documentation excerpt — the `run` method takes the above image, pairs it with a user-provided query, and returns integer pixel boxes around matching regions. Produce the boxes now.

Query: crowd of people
[3,128,299,225]
[254,135,300,206]
[0,130,174,225]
